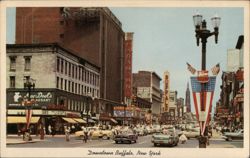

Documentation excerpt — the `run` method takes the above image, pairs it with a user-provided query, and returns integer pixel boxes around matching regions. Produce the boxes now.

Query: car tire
[102,135,108,140]
[134,140,137,143]
[154,143,157,147]
[115,141,118,144]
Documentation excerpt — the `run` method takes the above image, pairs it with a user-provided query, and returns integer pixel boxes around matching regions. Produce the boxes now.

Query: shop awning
[73,118,86,123]
[62,117,77,123]
[7,116,40,124]
[83,118,96,123]
[110,118,118,124]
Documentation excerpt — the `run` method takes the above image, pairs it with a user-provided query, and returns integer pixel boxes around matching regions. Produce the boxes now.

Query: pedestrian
[82,126,88,143]
[65,126,70,142]
[48,125,52,135]
[179,133,187,144]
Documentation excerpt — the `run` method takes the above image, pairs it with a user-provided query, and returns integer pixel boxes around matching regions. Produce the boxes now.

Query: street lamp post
[23,77,36,141]
[193,13,221,148]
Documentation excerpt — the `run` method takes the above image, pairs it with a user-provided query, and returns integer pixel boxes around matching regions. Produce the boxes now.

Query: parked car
[222,129,243,141]
[114,129,138,144]
[75,127,113,140]
[151,128,179,147]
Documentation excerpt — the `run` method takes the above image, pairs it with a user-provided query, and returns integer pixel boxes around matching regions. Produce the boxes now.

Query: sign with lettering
[7,90,54,107]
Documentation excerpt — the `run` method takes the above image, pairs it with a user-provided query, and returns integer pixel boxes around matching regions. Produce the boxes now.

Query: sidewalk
[6,135,55,145]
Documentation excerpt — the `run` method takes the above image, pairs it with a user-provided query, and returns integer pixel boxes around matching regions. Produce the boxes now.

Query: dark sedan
[114,130,138,144]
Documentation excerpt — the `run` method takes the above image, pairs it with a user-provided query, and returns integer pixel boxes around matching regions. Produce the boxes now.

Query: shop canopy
[110,118,118,124]
[73,118,86,123]
[7,116,40,124]
[62,117,77,123]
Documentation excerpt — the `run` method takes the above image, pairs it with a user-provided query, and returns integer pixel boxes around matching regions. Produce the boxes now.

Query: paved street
[7,134,243,148]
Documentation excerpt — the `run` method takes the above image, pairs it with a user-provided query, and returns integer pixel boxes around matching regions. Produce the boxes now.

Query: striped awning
[62,117,77,123]
[110,118,118,124]
[7,116,40,124]
[73,118,86,123]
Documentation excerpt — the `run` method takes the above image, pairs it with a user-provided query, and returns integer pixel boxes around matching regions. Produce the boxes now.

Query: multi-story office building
[15,7,125,121]
[6,43,101,134]
[133,71,162,115]
[169,91,178,124]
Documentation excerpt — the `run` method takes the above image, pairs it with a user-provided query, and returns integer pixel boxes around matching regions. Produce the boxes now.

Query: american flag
[186,62,196,75]
[190,76,216,136]
[211,63,220,75]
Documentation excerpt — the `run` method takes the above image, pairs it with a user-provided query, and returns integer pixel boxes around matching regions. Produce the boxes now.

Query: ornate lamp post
[193,13,221,148]
[23,77,36,141]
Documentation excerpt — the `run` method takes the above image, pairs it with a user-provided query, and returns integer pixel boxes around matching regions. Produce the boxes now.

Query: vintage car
[222,129,243,141]
[114,129,138,144]
[75,127,113,140]
[151,128,179,147]
[182,128,200,139]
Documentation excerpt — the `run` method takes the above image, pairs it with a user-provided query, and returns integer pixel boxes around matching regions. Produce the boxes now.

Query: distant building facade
[132,71,162,115]
[169,91,178,124]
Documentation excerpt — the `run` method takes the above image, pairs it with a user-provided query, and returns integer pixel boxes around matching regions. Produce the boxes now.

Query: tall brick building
[15,7,125,119]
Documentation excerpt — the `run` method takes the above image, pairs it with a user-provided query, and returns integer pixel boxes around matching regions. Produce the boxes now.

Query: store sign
[7,91,53,106]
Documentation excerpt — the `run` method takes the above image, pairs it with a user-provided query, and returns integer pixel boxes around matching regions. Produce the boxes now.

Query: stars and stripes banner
[190,76,216,136]
[186,62,196,75]
[26,108,33,130]
[211,63,220,76]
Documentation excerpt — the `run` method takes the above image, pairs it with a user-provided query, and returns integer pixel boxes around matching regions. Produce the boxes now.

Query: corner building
[15,7,125,120]
[7,43,100,134]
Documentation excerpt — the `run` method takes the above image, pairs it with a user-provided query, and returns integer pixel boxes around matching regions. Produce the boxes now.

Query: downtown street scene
[4,5,246,157]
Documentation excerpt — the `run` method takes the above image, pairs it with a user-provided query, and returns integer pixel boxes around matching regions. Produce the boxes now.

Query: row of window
[9,76,30,88]
[56,77,99,97]
[9,56,31,71]
[57,97,91,112]
[56,57,99,86]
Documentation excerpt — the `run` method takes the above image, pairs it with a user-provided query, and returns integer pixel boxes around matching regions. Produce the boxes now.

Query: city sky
[7,7,244,113]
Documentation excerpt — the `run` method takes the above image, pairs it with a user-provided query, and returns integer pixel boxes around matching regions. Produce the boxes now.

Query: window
[60,33,64,38]
[79,67,81,80]
[9,56,16,71]
[60,78,63,89]
[82,69,84,81]
[75,83,77,93]
[61,59,64,73]
[56,77,59,88]
[72,82,74,93]
[81,85,84,95]
[78,84,80,94]
[75,66,77,79]
[24,56,31,71]
[65,61,67,75]
[72,65,74,78]
[64,79,67,91]
[57,57,60,72]
[69,63,71,77]
[68,81,71,92]
[10,76,15,88]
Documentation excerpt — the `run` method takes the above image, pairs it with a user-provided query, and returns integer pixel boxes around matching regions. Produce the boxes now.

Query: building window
[10,76,15,88]
[65,61,67,75]
[81,85,84,95]
[61,59,64,73]
[60,33,64,38]
[72,65,75,78]
[79,67,81,80]
[57,57,60,72]
[75,66,77,79]
[75,83,77,94]
[82,69,84,82]
[60,78,63,89]
[9,56,16,71]
[56,77,59,88]
[72,82,74,93]
[68,81,71,92]
[69,63,71,77]
[60,20,64,25]
[64,79,67,91]
[24,56,31,71]
[78,84,81,94]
